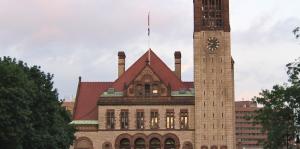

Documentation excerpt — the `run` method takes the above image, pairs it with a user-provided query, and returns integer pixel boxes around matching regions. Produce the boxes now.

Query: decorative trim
[98,97,194,106]
[70,120,98,125]
[75,128,195,132]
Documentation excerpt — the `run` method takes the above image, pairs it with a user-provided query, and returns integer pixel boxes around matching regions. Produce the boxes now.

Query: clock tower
[194,0,236,148]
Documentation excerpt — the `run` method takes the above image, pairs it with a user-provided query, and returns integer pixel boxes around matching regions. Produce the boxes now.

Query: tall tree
[251,58,300,149]
[0,57,75,149]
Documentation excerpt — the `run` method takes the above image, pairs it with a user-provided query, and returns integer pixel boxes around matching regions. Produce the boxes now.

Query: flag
[148,12,150,36]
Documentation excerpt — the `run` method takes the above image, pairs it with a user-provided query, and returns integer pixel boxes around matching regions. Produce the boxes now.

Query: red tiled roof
[183,82,194,89]
[73,50,194,120]
[73,82,112,120]
[112,49,187,91]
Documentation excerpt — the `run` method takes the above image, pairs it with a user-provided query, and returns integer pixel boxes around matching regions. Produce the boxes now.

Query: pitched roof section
[112,49,186,91]
[73,82,112,120]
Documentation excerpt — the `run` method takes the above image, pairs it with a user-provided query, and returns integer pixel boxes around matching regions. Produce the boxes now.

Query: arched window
[201,146,208,149]
[182,141,193,149]
[211,145,218,149]
[164,138,175,149]
[102,142,112,149]
[220,146,227,149]
[120,138,130,149]
[150,138,161,149]
[134,138,145,149]
[75,137,93,149]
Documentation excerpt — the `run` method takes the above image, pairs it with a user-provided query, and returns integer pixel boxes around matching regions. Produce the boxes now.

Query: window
[134,138,145,149]
[180,110,189,129]
[164,138,175,149]
[136,110,144,129]
[166,110,175,129]
[106,110,115,129]
[201,0,223,29]
[150,110,159,129]
[120,110,129,129]
[152,84,159,95]
[150,138,161,149]
[120,138,130,149]
[145,84,151,96]
[136,84,143,96]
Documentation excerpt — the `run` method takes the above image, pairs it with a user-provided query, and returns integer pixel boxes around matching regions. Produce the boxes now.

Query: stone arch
[201,146,208,149]
[148,133,163,149]
[148,133,163,142]
[133,133,147,148]
[102,142,112,149]
[163,133,180,149]
[211,145,218,149]
[74,136,94,149]
[115,133,132,149]
[220,146,227,149]
[182,141,193,149]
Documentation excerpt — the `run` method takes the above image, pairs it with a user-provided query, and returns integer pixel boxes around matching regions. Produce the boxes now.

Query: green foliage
[0,57,75,149]
[252,58,300,149]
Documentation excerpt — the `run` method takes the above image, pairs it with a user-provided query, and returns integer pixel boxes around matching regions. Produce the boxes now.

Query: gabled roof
[73,49,194,120]
[73,82,112,120]
[112,49,186,91]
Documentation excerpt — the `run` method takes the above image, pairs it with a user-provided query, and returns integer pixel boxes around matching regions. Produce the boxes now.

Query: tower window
[201,0,224,29]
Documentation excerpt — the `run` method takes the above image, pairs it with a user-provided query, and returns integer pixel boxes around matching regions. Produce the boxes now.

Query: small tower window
[201,0,224,29]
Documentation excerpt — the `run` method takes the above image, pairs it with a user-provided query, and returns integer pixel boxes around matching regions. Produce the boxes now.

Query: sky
[0,0,299,101]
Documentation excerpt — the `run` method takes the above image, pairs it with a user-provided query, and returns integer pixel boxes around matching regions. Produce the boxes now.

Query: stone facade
[194,31,236,149]
[71,105,194,149]
[193,0,236,148]
[71,0,237,149]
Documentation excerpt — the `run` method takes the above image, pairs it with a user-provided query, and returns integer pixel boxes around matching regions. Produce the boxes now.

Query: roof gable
[112,50,186,91]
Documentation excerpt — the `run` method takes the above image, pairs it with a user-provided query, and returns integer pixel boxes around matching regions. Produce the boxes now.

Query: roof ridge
[148,50,185,87]
[113,50,148,83]
[81,81,113,83]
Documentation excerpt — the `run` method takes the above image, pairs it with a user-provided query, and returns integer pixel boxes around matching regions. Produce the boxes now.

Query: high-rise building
[235,101,267,149]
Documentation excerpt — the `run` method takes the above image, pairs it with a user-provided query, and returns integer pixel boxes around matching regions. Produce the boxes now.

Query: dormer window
[144,84,151,96]
[152,84,159,95]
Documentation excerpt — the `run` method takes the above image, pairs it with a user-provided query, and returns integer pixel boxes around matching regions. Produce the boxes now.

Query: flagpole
[148,11,150,48]
[148,11,151,64]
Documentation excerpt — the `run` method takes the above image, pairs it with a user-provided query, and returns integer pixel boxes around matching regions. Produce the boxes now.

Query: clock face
[207,37,220,52]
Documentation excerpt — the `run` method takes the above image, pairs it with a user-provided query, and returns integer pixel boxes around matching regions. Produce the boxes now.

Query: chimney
[118,51,126,77]
[174,51,181,80]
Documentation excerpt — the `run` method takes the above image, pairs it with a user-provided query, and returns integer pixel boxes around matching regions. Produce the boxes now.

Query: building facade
[71,0,236,149]
[235,101,267,149]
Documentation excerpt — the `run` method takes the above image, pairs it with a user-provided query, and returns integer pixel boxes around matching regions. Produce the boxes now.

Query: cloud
[0,0,299,100]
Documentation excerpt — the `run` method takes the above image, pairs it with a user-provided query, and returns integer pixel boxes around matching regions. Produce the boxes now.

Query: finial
[79,76,82,82]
